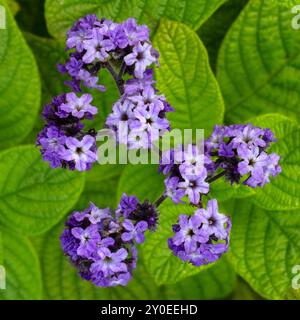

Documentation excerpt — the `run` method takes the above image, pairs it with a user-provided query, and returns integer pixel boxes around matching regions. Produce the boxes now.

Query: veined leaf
[0,0,40,149]
[0,145,85,235]
[218,0,300,123]
[0,229,42,299]
[154,19,224,135]
[45,0,226,39]
[164,257,236,299]
[224,199,300,299]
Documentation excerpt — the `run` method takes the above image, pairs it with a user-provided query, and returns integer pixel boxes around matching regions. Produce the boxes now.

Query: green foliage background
[0,0,300,300]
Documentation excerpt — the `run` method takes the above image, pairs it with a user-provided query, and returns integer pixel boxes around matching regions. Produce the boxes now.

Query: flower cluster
[159,144,211,205]
[205,124,281,187]
[106,70,173,149]
[36,93,98,171]
[58,15,159,92]
[60,194,158,287]
[168,199,231,266]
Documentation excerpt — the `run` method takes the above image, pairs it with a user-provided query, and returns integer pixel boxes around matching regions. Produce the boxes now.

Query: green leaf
[249,114,300,210]
[224,199,300,299]
[77,164,124,210]
[154,19,224,134]
[217,0,300,123]
[0,0,41,149]
[210,178,255,202]
[142,199,215,285]
[117,164,165,203]
[0,229,42,299]
[0,145,85,235]
[45,0,226,39]
[164,257,236,299]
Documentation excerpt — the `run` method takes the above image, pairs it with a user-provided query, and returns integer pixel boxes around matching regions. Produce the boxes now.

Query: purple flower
[172,214,205,253]
[82,28,114,63]
[237,145,268,176]
[122,18,149,46]
[62,135,98,171]
[124,42,157,78]
[231,124,266,148]
[60,93,98,119]
[165,176,185,204]
[121,220,148,244]
[72,225,100,258]
[116,193,139,218]
[89,203,110,224]
[195,199,228,239]
[90,247,128,277]
[77,69,106,91]
[178,170,209,205]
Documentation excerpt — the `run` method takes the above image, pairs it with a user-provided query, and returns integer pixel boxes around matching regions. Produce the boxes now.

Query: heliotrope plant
[36,15,281,287]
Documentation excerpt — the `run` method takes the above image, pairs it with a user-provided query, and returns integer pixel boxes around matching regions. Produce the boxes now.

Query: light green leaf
[0,229,42,299]
[117,164,164,203]
[217,0,300,123]
[210,178,255,202]
[142,199,215,285]
[164,257,236,299]
[0,145,85,235]
[154,19,224,134]
[77,164,124,210]
[45,0,226,39]
[249,114,300,210]
[224,199,300,299]
[0,0,41,149]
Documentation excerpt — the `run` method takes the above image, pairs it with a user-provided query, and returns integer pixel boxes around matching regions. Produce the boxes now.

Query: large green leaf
[224,199,300,299]
[45,0,226,39]
[0,0,41,149]
[142,199,215,285]
[164,257,236,299]
[154,19,224,134]
[0,230,42,299]
[249,114,300,210]
[218,0,300,123]
[0,145,85,235]
[117,164,164,204]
